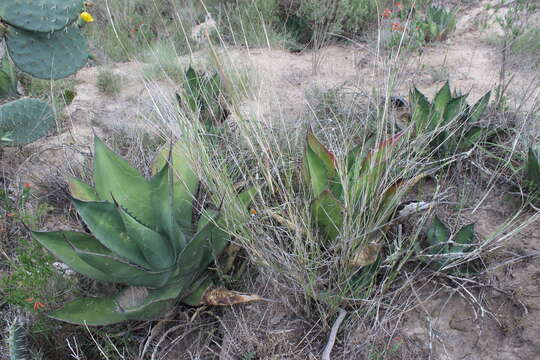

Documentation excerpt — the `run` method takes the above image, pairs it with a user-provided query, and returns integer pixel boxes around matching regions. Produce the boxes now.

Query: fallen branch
[322,308,347,360]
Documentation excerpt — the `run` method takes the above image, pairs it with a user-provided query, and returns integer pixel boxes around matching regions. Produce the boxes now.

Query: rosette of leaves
[176,66,228,131]
[302,130,420,266]
[409,81,491,155]
[32,136,255,325]
[425,215,475,270]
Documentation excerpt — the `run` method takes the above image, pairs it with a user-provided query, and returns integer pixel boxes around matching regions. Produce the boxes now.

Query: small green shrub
[414,6,457,43]
[0,237,58,312]
[142,41,184,82]
[382,4,457,52]
[96,69,122,96]
[511,27,540,63]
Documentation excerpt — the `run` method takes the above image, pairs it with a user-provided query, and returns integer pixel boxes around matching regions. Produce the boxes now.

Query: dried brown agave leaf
[350,243,381,267]
[201,287,262,306]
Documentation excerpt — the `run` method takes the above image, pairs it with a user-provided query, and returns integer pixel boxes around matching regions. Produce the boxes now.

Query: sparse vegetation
[96,69,123,96]
[1,0,540,359]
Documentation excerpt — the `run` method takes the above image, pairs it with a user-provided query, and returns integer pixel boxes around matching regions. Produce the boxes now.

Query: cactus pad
[0,0,84,33]
[0,98,54,146]
[6,25,89,80]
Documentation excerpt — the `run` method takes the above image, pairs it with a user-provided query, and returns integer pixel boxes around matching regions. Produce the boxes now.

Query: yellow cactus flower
[80,11,94,23]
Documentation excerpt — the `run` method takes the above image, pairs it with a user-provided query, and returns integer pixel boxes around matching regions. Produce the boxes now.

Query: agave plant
[32,136,254,325]
[303,130,420,261]
[409,81,491,155]
[425,215,475,269]
[176,66,228,131]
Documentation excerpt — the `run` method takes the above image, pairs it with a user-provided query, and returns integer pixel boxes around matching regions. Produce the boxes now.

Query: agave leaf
[467,90,491,124]
[410,87,431,131]
[200,286,263,306]
[185,66,201,113]
[178,210,228,279]
[31,231,111,283]
[68,177,99,201]
[237,187,257,209]
[117,206,175,270]
[197,210,229,260]
[151,141,198,234]
[182,277,213,306]
[527,148,540,186]
[374,180,404,223]
[429,22,438,40]
[49,292,174,326]
[115,283,184,313]
[48,297,128,326]
[206,74,222,108]
[72,198,151,268]
[74,247,172,288]
[93,136,154,227]
[427,215,450,254]
[203,73,224,127]
[304,143,331,198]
[457,126,484,152]
[450,223,475,253]
[433,82,452,118]
[363,133,403,166]
[442,95,468,124]
[348,136,376,164]
[349,257,381,293]
[149,163,186,255]
[307,130,336,176]
[312,189,343,242]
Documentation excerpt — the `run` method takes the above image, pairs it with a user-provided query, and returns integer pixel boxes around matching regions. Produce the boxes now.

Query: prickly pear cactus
[0,98,54,146]
[0,0,93,145]
[0,0,84,33]
[6,25,89,80]
[0,0,90,79]
[7,317,29,360]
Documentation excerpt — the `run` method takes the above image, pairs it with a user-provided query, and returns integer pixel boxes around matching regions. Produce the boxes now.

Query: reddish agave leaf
[306,129,336,173]
[202,287,262,306]
[374,132,404,154]
[363,132,404,165]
